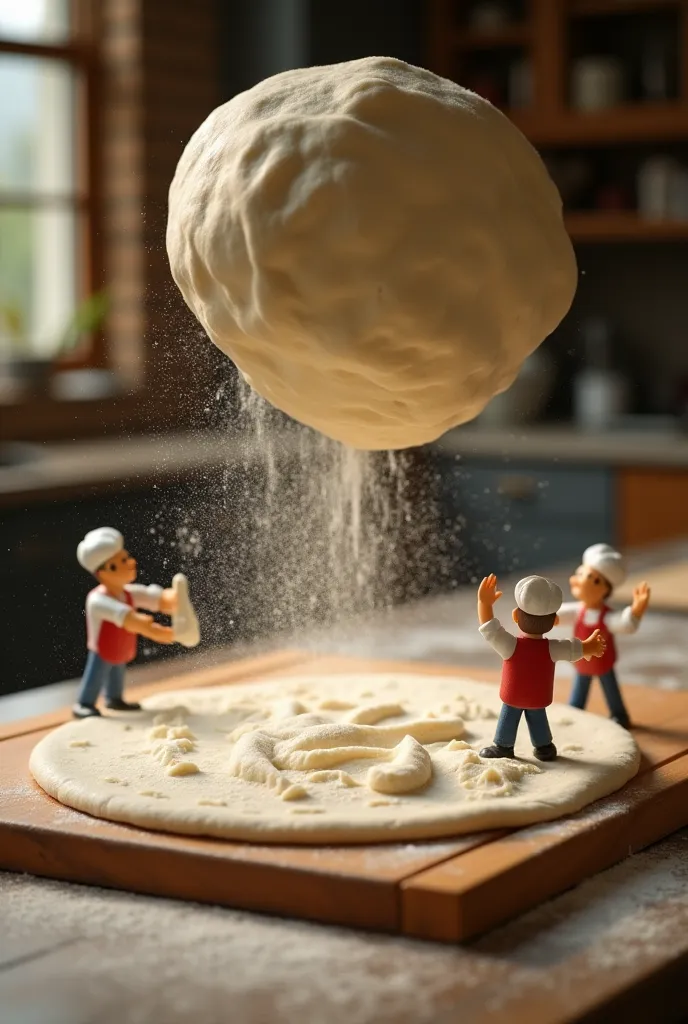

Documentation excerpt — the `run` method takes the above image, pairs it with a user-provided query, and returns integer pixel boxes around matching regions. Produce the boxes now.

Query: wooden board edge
[0,820,400,933]
[400,754,688,943]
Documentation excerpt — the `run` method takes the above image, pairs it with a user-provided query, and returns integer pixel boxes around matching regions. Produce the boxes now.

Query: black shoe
[105,698,142,712]
[479,743,515,759]
[72,703,101,719]
[534,743,557,762]
[611,714,631,730]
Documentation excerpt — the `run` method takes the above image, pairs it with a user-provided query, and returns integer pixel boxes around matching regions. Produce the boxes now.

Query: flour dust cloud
[153,365,464,654]
[232,376,411,633]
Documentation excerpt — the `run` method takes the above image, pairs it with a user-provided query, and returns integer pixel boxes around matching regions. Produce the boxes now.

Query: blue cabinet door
[436,456,614,583]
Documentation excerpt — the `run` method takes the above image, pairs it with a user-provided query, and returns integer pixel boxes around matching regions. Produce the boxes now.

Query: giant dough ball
[167,57,576,450]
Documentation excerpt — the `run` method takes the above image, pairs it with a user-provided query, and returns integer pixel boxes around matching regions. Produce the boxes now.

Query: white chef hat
[582,543,627,590]
[77,527,125,573]
[514,575,563,616]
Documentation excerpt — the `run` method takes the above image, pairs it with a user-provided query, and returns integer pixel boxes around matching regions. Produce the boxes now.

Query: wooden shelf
[427,1,688,243]
[452,24,530,51]
[511,102,688,144]
[565,210,688,239]
[568,0,681,16]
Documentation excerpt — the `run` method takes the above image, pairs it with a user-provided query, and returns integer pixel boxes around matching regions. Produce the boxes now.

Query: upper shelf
[510,103,688,144]
[565,211,688,241]
[568,0,681,15]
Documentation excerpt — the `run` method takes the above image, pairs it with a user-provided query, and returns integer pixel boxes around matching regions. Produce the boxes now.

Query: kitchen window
[0,0,101,380]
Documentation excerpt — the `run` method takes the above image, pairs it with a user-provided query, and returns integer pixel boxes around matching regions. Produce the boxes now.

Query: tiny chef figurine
[477,573,607,761]
[558,543,651,729]
[74,527,200,719]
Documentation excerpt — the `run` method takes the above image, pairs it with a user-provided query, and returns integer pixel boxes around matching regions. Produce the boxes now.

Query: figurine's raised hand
[477,574,502,626]
[582,628,606,661]
[631,581,651,620]
[478,574,502,606]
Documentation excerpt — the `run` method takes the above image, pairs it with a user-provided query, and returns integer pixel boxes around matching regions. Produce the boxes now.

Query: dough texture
[167,57,576,450]
[30,674,638,844]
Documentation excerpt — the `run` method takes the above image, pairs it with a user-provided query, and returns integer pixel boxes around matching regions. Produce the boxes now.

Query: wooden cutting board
[615,560,688,612]
[3,649,688,1023]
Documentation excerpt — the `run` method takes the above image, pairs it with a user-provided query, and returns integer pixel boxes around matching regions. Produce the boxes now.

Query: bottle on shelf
[571,56,625,112]
[508,58,532,109]
[637,156,688,221]
[468,2,511,31]
[573,318,630,433]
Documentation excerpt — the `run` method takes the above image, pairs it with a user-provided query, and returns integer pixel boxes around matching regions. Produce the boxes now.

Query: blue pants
[77,651,127,707]
[569,669,629,721]
[494,703,553,749]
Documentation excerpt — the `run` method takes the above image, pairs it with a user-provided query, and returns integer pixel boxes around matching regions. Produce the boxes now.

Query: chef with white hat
[73,527,178,718]
[557,543,651,728]
[477,573,606,761]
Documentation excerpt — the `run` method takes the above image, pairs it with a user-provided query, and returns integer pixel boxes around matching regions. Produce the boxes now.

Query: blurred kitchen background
[2,0,688,697]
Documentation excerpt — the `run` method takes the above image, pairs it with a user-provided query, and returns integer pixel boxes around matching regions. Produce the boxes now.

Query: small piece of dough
[367,735,432,795]
[69,740,92,748]
[171,573,201,648]
[308,770,359,787]
[347,703,404,725]
[281,784,308,802]
[166,760,199,777]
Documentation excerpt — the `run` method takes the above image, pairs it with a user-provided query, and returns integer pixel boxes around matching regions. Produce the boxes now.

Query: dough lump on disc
[30,674,638,845]
[166,56,577,450]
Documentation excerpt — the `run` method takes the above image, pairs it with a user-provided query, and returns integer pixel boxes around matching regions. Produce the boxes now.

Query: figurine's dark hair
[516,609,557,635]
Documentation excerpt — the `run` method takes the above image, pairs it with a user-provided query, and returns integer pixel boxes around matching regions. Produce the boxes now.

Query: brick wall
[100,0,145,389]
[100,0,224,422]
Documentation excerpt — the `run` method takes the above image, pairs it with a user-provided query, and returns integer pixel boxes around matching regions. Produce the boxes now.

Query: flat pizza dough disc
[30,674,639,844]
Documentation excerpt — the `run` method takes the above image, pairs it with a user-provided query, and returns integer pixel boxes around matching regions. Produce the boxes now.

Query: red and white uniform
[573,605,616,677]
[480,619,583,709]
[557,601,638,676]
[86,583,163,665]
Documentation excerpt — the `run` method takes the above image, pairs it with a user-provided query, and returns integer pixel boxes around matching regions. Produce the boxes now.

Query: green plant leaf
[0,300,27,346]
[57,290,110,353]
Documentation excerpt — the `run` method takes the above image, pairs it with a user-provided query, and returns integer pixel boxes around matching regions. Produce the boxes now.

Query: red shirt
[573,605,616,677]
[500,636,556,709]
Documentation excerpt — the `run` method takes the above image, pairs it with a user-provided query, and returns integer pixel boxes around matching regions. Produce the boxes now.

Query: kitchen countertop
[435,422,688,467]
[0,430,295,507]
[2,422,688,508]
[2,539,688,1023]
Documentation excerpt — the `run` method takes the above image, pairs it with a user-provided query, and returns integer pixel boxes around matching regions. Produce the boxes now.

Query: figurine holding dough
[559,544,651,728]
[73,527,200,719]
[477,574,606,761]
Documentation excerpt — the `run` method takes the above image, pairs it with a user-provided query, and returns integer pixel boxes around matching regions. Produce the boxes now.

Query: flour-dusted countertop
[0,430,296,507]
[435,423,688,467]
[3,539,688,1023]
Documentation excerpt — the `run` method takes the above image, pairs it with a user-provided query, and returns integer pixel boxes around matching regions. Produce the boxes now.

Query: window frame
[0,0,104,373]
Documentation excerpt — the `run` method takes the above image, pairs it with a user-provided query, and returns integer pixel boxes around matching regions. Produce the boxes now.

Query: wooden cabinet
[617,467,688,546]
[427,0,688,242]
